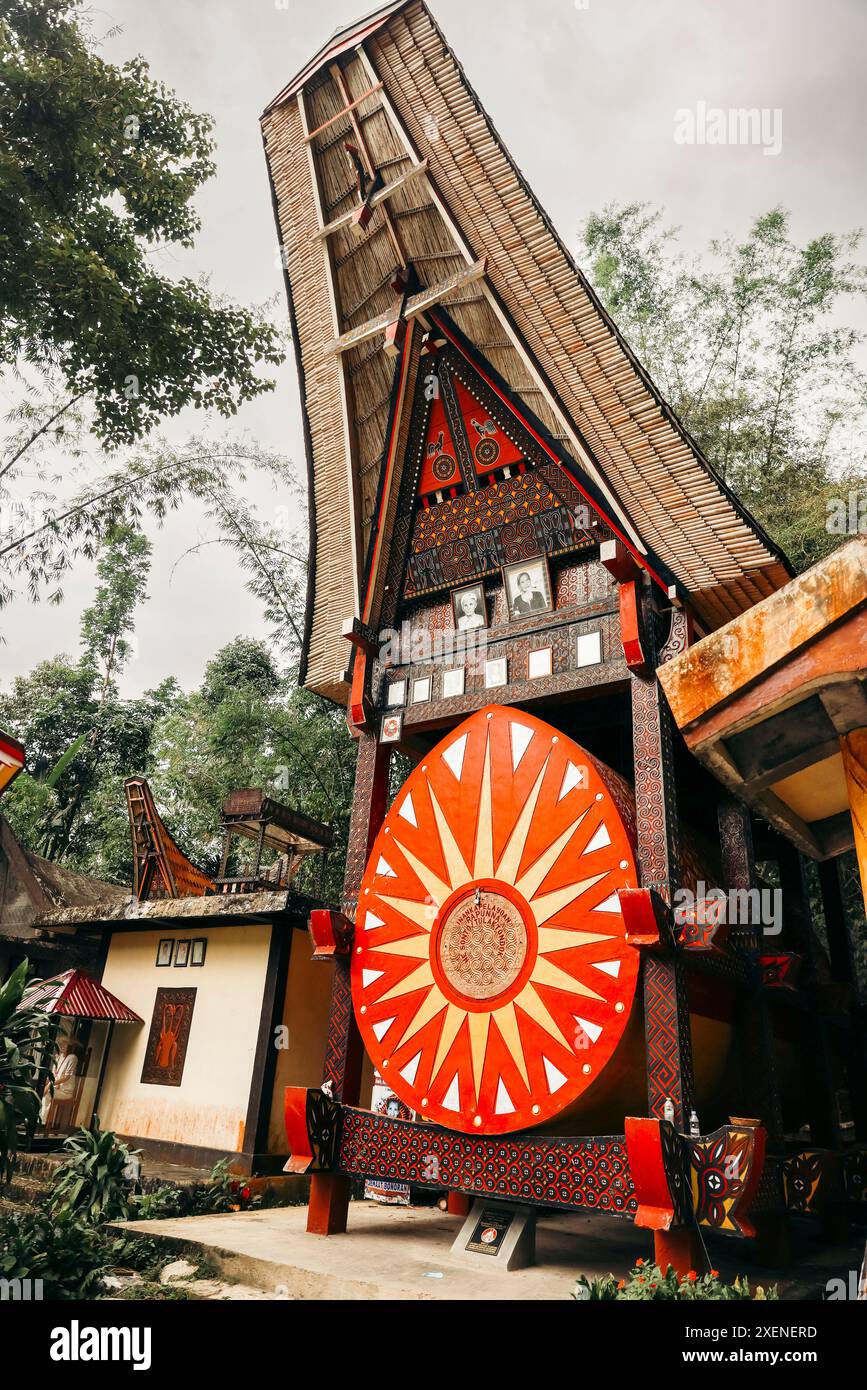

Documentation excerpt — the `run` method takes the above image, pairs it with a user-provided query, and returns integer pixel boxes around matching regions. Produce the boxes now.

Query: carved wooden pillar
[308,731,391,1234]
[719,794,784,1147]
[818,856,867,1141]
[776,842,839,1148]
[631,595,695,1131]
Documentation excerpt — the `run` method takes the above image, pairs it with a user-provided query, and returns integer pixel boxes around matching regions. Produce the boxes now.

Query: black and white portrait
[503,558,553,620]
[451,582,488,632]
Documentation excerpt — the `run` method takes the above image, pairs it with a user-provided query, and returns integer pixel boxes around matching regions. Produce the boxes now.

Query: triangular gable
[360,330,612,610]
[418,392,461,497]
[451,377,523,480]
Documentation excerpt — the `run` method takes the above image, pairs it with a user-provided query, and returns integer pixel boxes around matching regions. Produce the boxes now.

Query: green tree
[0,0,288,625]
[579,205,867,570]
[0,0,281,448]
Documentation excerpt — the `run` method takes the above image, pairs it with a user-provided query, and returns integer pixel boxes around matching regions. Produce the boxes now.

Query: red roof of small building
[23,969,142,1023]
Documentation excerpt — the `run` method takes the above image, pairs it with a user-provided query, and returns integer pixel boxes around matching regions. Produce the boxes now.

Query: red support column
[653,1228,705,1280]
[308,731,391,1235]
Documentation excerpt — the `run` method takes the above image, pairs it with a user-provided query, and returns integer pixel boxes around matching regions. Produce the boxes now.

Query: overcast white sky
[3,0,866,698]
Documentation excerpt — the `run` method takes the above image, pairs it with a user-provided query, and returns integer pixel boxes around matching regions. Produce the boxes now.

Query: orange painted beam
[841,728,867,913]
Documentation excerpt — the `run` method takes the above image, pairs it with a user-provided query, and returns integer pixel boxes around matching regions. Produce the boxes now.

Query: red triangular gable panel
[452,379,524,477]
[418,394,461,496]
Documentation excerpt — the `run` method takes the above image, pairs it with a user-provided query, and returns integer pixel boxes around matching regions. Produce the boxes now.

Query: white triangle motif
[558,762,585,802]
[362,969,384,988]
[398,793,417,827]
[442,734,468,781]
[376,856,396,878]
[400,1051,422,1084]
[594,959,621,979]
[593,892,621,913]
[510,722,533,771]
[372,1017,395,1041]
[495,1078,515,1114]
[442,1074,461,1111]
[575,1016,602,1044]
[584,823,611,854]
[364,911,385,931]
[543,1056,569,1093]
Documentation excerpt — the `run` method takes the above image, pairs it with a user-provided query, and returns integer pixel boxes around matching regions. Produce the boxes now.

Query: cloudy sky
[3,0,866,697]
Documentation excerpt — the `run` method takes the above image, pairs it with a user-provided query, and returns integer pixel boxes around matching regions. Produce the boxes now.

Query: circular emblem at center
[437,887,528,1001]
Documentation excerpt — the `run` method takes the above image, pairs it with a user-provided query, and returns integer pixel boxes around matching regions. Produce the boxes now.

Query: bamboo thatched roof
[262,0,791,702]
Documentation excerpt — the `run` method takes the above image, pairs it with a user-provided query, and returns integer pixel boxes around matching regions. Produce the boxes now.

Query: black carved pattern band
[336,1108,636,1213]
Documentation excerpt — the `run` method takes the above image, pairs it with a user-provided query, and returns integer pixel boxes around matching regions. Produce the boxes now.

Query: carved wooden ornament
[351,705,639,1134]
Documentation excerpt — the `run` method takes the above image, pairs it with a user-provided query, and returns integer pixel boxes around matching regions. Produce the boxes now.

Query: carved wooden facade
[263,1,866,1268]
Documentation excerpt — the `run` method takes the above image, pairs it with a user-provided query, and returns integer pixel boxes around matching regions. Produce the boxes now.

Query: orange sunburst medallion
[352,705,640,1134]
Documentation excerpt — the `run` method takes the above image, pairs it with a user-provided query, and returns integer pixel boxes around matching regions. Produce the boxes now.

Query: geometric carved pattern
[352,705,640,1135]
[631,616,695,1130]
[783,1149,844,1213]
[337,1107,636,1213]
[687,1124,767,1238]
[306,1088,342,1171]
[643,955,695,1129]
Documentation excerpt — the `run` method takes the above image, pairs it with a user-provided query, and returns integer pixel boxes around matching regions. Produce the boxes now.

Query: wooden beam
[316,160,429,240]
[303,81,383,142]
[328,64,406,269]
[841,728,867,913]
[328,258,487,355]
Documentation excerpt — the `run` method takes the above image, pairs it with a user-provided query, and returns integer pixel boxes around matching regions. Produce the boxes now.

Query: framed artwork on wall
[190,938,207,968]
[502,556,553,620]
[173,938,191,968]
[141,987,197,1086]
[381,711,403,744]
[155,939,173,968]
[451,582,488,632]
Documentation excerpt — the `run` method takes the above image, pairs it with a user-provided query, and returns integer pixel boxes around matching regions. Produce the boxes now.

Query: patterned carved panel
[406,470,592,599]
[337,1108,636,1213]
[687,1124,766,1237]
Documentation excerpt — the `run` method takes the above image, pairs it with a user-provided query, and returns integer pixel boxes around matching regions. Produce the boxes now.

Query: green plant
[103,1233,164,1279]
[0,958,54,1181]
[133,1185,185,1221]
[573,1259,779,1301]
[130,1158,259,1222]
[0,1205,106,1299]
[49,1118,139,1223]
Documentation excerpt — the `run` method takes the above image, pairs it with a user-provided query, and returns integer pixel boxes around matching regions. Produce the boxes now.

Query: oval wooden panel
[352,704,640,1134]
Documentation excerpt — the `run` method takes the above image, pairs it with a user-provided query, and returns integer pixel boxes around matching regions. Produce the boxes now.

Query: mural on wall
[141,987,197,1086]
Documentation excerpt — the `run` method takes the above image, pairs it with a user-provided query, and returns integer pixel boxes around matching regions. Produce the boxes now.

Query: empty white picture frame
[485,657,508,689]
[387,680,406,707]
[576,631,602,668]
[442,668,465,698]
[528,646,553,679]
[412,676,432,704]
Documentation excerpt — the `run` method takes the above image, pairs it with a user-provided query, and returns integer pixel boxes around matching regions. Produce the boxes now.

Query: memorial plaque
[466,1205,515,1256]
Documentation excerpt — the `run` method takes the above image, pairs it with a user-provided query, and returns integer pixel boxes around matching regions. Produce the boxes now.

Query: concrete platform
[113,1200,865,1300]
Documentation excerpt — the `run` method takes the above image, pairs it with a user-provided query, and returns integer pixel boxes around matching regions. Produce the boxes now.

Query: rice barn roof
[261,0,791,701]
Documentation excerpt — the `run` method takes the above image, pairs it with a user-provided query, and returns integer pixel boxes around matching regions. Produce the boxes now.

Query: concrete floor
[115,1200,865,1300]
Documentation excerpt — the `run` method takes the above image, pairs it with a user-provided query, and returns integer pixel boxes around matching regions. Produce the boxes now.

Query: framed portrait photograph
[190,938,207,968]
[173,938,191,968]
[451,582,488,633]
[502,557,553,621]
[156,938,173,968]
